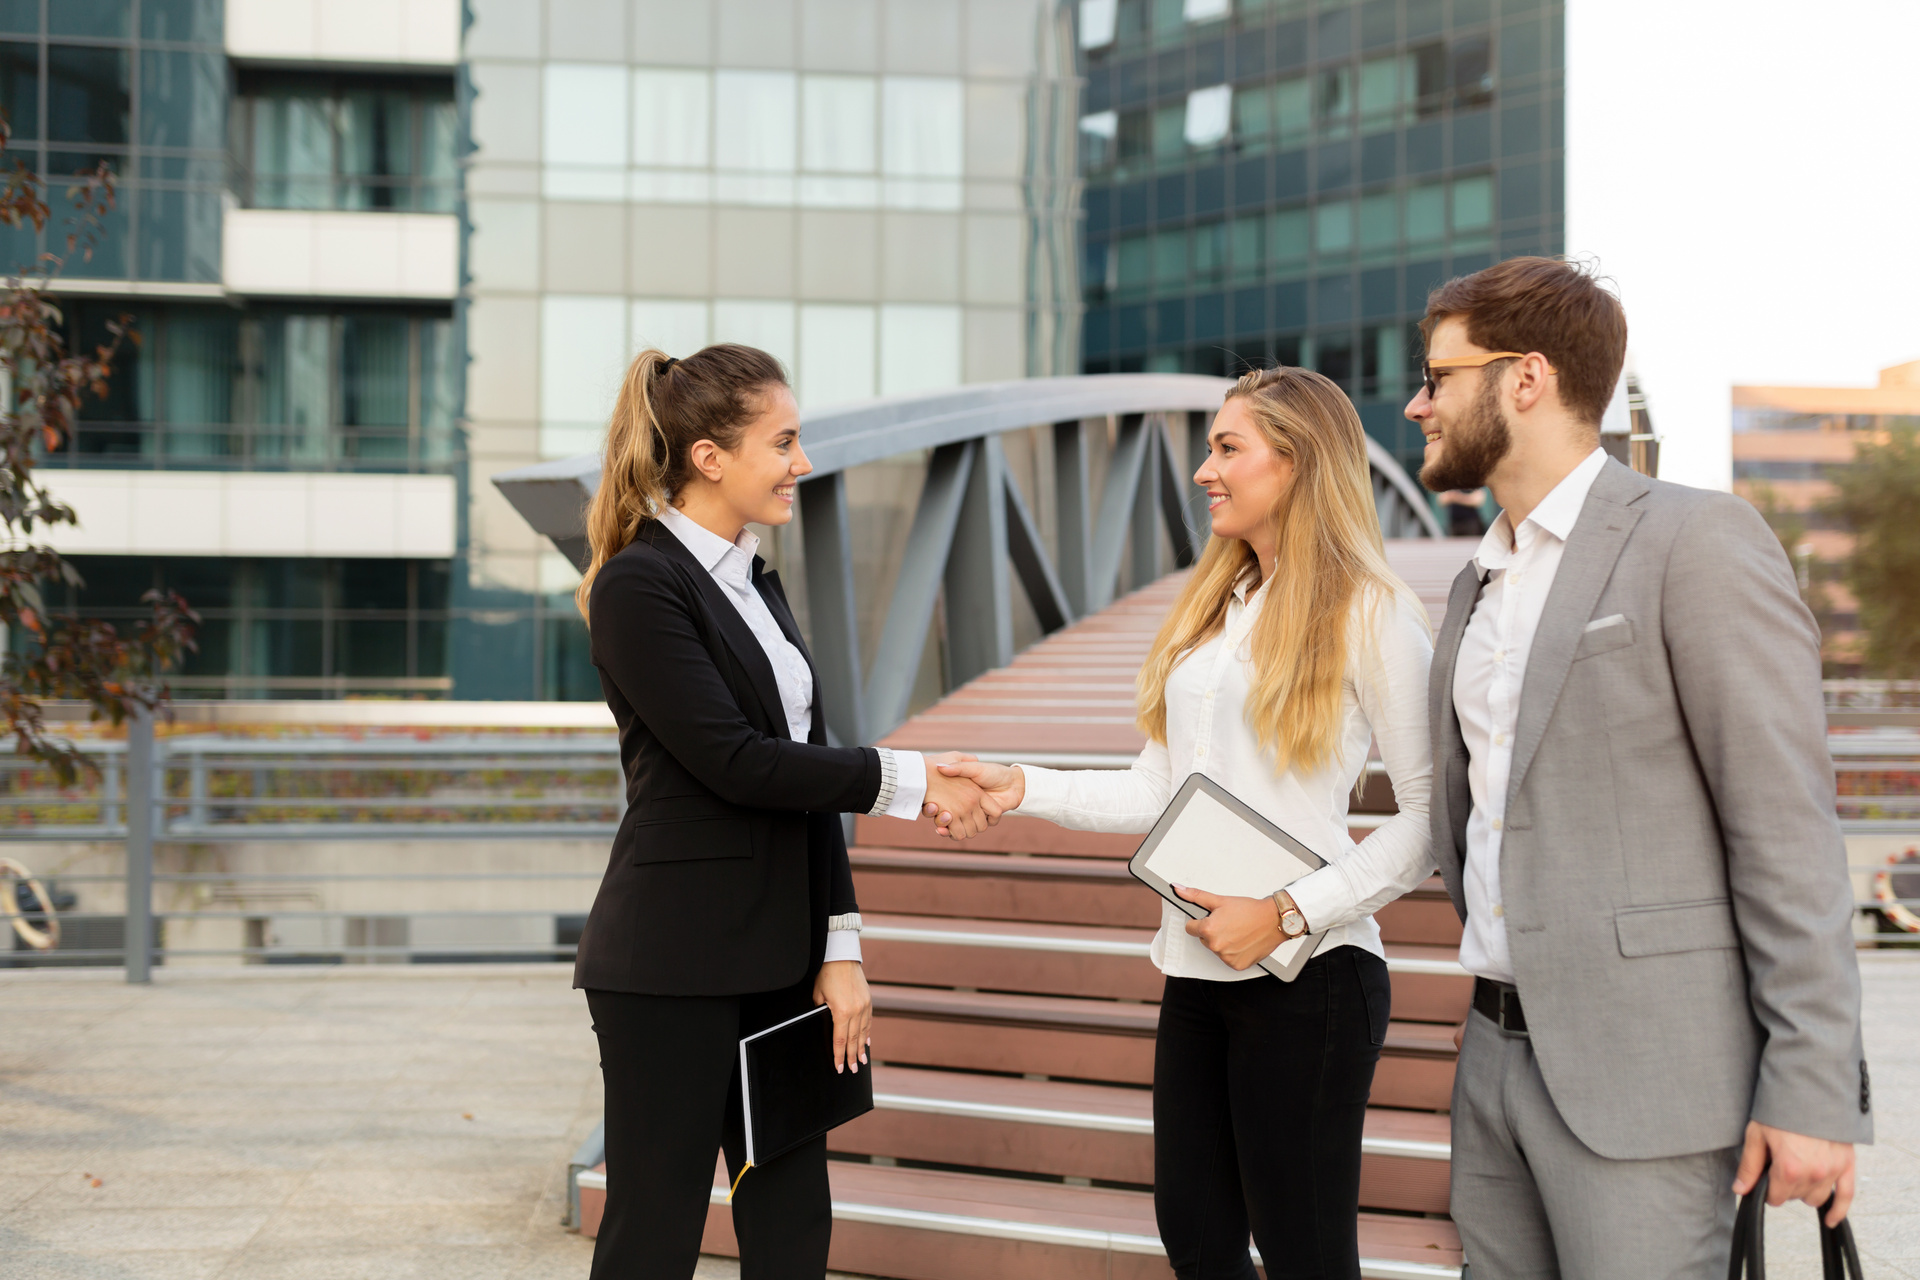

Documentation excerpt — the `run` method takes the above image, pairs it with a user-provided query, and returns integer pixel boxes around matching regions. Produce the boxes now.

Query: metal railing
[5,712,1918,979]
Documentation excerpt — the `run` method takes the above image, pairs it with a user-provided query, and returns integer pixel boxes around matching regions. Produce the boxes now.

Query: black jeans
[1153,946,1391,1280]
[586,980,830,1280]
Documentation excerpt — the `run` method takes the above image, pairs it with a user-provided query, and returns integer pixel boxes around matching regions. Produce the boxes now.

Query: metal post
[1052,419,1093,617]
[1088,414,1149,611]
[797,472,868,747]
[188,749,207,829]
[1130,419,1161,589]
[944,437,1013,687]
[124,708,155,984]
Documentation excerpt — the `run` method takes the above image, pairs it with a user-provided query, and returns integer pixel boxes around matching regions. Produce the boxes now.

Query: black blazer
[573,520,879,997]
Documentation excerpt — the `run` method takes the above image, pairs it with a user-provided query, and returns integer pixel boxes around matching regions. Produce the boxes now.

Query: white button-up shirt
[1016,577,1435,980]
[1452,447,1606,984]
[657,506,928,963]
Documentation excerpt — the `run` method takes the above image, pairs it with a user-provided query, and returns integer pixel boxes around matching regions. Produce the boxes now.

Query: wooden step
[870,984,1457,1108]
[855,853,1457,953]
[686,1159,1463,1280]
[858,814,1143,859]
[862,914,1469,1019]
[831,1065,1451,1214]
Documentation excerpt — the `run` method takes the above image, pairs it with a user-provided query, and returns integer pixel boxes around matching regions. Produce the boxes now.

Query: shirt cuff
[823,925,863,964]
[1284,862,1355,936]
[876,749,928,819]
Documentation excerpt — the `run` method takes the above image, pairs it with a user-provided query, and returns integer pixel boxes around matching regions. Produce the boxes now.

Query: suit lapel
[642,522,791,740]
[1504,462,1650,810]
[1430,563,1484,880]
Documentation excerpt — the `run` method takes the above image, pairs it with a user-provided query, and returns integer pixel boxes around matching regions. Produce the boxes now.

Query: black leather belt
[1473,977,1528,1036]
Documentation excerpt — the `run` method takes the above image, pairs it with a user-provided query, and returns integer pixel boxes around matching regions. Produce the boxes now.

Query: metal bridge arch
[495,373,1441,744]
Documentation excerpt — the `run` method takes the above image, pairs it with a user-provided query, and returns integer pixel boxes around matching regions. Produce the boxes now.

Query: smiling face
[703,384,810,529]
[1407,316,1515,493]
[1193,397,1296,554]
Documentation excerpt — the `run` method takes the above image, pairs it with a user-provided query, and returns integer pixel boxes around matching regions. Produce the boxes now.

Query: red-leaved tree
[0,122,196,783]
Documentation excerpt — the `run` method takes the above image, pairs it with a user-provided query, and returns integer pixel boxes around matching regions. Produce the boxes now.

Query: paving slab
[1,958,1912,1279]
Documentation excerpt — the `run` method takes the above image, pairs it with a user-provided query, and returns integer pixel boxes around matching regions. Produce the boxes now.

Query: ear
[1509,353,1553,415]
[687,439,724,484]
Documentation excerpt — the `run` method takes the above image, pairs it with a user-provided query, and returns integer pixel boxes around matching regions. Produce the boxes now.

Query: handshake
[917,753,1027,840]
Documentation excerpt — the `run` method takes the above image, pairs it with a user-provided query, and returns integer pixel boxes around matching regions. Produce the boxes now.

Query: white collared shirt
[1015,577,1435,980]
[656,505,928,963]
[1452,447,1607,985]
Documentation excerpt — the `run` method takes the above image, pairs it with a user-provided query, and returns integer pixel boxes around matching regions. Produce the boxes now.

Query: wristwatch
[1273,890,1308,939]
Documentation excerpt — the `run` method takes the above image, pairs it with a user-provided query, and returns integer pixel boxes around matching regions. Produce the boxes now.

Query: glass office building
[1073,0,1564,475]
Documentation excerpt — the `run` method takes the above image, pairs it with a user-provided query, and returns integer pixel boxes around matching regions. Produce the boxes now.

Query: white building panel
[41,473,458,560]
[227,0,459,67]
[224,209,458,300]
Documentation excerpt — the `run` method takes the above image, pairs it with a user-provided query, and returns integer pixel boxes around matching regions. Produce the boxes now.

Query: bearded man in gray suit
[1408,257,1870,1278]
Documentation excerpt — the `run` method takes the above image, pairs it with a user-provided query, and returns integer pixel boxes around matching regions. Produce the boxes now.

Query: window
[1268,206,1309,265]
[712,300,798,374]
[1184,84,1231,150]
[49,45,128,143]
[1182,0,1229,23]
[1358,55,1404,125]
[237,72,457,212]
[1080,110,1119,173]
[49,301,457,471]
[1117,233,1153,292]
[1452,174,1493,233]
[541,296,630,459]
[0,40,38,137]
[1153,228,1187,287]
[1151,103,1185,163]
[1273,75,1312,148]
[1232,88,1269,146]
[1117,108,1151,165]
[882,77,962,178]
[716,70,797,174]
[804,76,876,174]
[1313,200,1352,255]
[799,306,876,408]
[1192,221,1225,283]
[1452,35,1494,107]
[879,305,962,396]
[1229,215,1262,281]
[1405,181,1446,242]
[632,69,711,169]
[630,300,712,357]
[54,556,454,699]
[1080,0,1118,49]
[1317,66,1352,134]
[1357,192,1396,251]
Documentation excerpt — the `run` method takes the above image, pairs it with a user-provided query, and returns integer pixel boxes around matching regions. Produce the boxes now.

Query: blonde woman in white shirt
[933,366,1435,1280]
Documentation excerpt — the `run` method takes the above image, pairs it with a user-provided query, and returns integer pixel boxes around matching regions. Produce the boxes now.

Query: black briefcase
[1727,1166,1866,1280]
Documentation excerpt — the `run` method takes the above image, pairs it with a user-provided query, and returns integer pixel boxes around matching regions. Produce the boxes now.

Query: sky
[1563,0,1920,490]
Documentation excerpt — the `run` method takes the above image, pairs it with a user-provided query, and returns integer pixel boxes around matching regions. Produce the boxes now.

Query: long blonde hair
[574,344,788,622]
[1136,366,1420,774]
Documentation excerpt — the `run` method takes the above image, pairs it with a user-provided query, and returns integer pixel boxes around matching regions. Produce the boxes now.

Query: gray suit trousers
[1451,1010,1740,1280]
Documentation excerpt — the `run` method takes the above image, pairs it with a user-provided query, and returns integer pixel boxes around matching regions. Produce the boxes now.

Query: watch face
[1281,910,1304,936]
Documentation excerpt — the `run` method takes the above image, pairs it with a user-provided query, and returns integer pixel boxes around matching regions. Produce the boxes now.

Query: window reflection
[235,72,457,212]
[49,45,129,143]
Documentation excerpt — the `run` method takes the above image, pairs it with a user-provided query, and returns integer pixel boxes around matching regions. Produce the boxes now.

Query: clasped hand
[920,758,1026,840]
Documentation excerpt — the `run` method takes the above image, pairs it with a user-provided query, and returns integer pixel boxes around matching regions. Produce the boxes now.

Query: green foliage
[1745,480,1837,642]
[1829,425,1920,677]
[0,122,197,784]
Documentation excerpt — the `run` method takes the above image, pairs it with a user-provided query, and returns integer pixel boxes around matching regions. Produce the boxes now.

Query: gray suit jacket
[1430,458,1871,1160]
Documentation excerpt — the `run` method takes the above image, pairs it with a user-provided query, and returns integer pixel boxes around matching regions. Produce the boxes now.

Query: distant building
[1073,0,1566,478]
[22,0,1078,701]
[1731,360,1920,668]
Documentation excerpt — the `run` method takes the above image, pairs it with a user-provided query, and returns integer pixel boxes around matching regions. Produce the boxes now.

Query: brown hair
[1420,256,1627,426]
[1137,367,1424,774]
[574,343,788,621]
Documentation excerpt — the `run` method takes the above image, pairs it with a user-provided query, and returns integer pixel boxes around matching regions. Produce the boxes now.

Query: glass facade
[1075,0,1564,476]
[44,555,453,698]
[0,0,226,280]
[40,300,460,472]
[230,70,457,213]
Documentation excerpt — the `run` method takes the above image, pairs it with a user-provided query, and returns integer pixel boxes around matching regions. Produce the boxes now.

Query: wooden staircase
[580,544,1483,1279]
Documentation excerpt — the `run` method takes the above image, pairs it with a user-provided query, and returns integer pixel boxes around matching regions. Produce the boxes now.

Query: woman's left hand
[1174,886,1285,971]
[813,959,873,1073]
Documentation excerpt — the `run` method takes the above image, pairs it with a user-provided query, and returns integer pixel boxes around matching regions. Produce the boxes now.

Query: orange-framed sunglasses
[1420,351,1545,400]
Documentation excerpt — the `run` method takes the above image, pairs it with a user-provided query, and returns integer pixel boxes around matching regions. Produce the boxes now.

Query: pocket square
[1584,613,1626,633]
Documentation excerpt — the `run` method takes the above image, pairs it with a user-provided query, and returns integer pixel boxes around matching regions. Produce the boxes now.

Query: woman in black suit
[573,343,993,1280]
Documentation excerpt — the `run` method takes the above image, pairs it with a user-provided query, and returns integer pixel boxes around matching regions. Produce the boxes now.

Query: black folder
[737,1004,874,1179]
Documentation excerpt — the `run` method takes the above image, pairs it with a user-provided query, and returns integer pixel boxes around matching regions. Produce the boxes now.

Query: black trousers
[1153,946,1391,1280]
[586,979,830,1280]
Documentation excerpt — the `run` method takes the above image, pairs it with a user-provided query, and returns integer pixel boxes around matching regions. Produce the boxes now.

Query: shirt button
[1494,733,1507,746]
[1493,904,1506,918]
[1493,649,1506,662]
[1196,746,1207,759]
[1491,817,1504,831]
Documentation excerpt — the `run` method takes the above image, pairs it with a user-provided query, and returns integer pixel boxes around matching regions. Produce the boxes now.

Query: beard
[1420,371,1514,493]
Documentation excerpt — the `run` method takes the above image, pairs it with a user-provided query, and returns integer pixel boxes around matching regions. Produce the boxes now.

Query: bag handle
[1727,1161,1866,1280]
